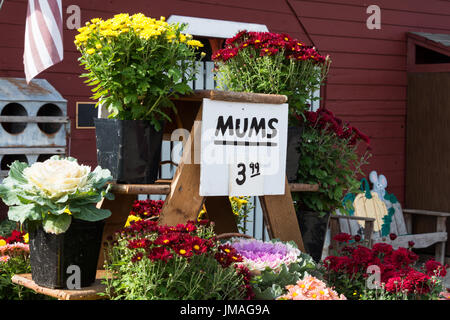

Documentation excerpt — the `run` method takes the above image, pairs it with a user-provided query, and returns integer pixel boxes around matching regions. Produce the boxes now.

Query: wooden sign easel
[97,90,319,267]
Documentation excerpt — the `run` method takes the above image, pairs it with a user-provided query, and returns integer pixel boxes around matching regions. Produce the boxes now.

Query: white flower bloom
[23,159,91,198]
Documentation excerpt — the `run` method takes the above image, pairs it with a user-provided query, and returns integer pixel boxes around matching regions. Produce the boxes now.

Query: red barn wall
[1,0,449,206]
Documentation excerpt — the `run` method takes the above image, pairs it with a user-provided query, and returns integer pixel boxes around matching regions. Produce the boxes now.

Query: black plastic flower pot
[296,210,330,263]
[286,125,303,183]
[94,118,163,184]
[28,218,105,289]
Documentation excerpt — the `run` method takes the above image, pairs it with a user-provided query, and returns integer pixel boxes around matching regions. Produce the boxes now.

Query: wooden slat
[146,180,319,193]
[403,208,450,218]
[392,204,408,235]
[158,105,204,226]
[373,232,447,250]
[333,215,376,222]
[178,90,288,104]
[435,217,447,264]
[289,183,319,192]
[0,116,69,123]
[109,184,170,195]
[11,271,109,300]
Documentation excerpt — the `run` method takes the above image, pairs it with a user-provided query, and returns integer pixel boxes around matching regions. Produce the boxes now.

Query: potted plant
[75,13,204,184]
[225,237,318,300]
[212,31,331,181]
[0,156,114,289]
[324,235,449,300]
[103,219,253,300]
[293,107,371,262]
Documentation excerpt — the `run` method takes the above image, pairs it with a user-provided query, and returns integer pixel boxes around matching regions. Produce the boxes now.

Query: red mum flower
[131,252,144,263]
[389,233,397,241]
[372,242,393,256]
[127,238,152,249]
[425,259,448,277]
[147,246,173,262]
[332,232,352,243]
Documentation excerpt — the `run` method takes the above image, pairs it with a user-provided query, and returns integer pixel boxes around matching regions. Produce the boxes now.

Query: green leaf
[73,205,111,222]
[43,214,72,234]
[8,203,41,224]
[7,161,29,185]
[0,183,21,206]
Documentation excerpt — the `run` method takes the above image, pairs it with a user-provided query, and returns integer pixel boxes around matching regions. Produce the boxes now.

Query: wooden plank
[180,90,288,104]
[194,61,205,90]
[11,271,109,300]
[406,72,450,257]
[435,217,447,264]
[327,68,407,86]
[403,208,450,218]
[109,184,170,195]
[290,0,450,30]
[364,220,374,247]
[326,84,407,101]
[204,61,215,90]
[258,178,305,251]
[158,105,204,226]
[289,183,319,192]
[392,205,408,235]
[373,232,448,250]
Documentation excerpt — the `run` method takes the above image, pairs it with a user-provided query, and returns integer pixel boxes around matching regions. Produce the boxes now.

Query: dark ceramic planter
[286,125,303,183]
[29,218,105,289]
[94,118,163,184]
[296,210,330,263]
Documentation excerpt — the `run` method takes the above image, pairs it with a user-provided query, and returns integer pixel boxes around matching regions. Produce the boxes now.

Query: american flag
[23,0,63,83]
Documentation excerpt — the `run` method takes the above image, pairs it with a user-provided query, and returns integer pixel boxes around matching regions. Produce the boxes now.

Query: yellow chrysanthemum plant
[75,13,204,131]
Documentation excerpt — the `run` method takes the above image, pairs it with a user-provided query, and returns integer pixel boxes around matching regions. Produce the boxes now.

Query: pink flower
[277,275,346,300]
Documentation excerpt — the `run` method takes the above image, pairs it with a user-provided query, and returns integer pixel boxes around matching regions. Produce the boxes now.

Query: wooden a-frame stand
[97,90,320,267]
[12,90,319,300]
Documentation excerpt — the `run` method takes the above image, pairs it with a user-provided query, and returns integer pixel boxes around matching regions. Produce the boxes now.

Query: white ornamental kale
[0,156,114,234]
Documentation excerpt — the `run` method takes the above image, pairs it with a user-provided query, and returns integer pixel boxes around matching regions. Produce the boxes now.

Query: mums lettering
[215,116,278,139]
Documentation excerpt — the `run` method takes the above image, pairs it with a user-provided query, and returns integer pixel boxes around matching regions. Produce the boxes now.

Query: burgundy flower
[425,259,448,277]
[332,232,352,243]
[389,233,397,241]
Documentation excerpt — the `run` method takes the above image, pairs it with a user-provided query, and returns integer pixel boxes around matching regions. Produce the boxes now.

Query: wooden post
[97,193,137,269]
[158,106,204,226]
[436,216,447,264]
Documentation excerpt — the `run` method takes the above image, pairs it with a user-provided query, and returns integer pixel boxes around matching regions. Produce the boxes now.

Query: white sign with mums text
[199,98,288,196]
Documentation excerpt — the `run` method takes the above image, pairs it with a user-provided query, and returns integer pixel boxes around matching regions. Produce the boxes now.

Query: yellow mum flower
[186,39,204,48]
[23,233,29,244]
[86,48,95,55]
[0,239,6,247]
[96,43,102,49]
[124,215,142,227]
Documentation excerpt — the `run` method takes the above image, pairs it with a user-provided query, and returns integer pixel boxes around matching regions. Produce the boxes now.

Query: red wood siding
[289,0,450,204]
[1,0,449,205]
